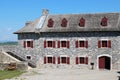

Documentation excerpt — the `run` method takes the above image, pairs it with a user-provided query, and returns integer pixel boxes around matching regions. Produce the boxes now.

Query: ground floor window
[76,56,88,64]
[58,56,70,64]
[44,56,55,64]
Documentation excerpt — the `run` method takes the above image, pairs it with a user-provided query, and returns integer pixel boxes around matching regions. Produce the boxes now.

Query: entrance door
[99,56,111,70]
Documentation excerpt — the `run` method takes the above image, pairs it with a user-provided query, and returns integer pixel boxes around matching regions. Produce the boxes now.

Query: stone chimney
[42,9,49,15]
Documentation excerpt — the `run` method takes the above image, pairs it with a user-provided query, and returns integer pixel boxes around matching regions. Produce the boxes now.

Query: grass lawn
[0,70,24,80]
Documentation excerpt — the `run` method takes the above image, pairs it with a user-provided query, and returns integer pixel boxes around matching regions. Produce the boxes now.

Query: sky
[0,0,120,42]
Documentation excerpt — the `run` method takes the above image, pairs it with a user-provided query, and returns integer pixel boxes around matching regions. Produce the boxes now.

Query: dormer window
[61,18,67,27]
[79,18,85,27]
[101,17,108,26]
[47,18,54,27]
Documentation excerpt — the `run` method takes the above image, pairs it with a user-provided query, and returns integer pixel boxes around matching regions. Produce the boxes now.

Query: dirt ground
[6,68,120,80]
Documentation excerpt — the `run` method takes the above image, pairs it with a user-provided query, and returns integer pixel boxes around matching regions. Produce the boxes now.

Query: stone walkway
[7,69,120,80]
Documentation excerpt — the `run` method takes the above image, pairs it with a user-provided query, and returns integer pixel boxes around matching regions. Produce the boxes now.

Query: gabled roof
[14,12,120,34]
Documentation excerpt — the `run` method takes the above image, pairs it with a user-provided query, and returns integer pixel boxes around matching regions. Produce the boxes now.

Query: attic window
[61,18,67,27]
[101,17,108,26]
[79,18,85,27]
[47,18,54,27]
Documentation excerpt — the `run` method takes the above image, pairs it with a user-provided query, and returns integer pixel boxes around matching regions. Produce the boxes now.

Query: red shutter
[53,41,56,48]
[86,41,88,48]
[44,40,46,48]
[67,57,70,64]
[58,41,60,48]
[85,57,88,64]
[98,40,101,48]
[108,40,111,48]
[67,41,70,48]
[76,56,78,64]
[76,40,78,48]
[23,41,26,48]
[30,41,33,48]
[44,56,46,64]
[53,56,56,64]
[58,56,60,64]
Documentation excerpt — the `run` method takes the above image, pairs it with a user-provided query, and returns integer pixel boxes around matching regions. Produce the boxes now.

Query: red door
[99,57,105,69]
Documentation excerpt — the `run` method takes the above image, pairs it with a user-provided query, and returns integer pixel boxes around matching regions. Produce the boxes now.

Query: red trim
[53,56,56,64]
[53,41,56,48]
[98,40,101,48]
[108,40,111,48]
[58,41,60,48]
[30,41,33,48]
[67,57,70,64]
[76,56,78,64]
[67,41,70,48]
[58,56,60,64]
[23,41,26,48]
[85,57,88,64]
[61,18,67,27]
[44,40,46,48]
[76,40,78,48]
[86,41,88,48]
[44,56,46,64]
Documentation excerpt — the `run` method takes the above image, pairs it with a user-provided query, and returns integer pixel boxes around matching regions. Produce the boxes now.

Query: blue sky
[0,0,120,42]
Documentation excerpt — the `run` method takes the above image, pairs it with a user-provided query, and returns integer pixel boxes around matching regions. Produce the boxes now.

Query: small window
[101,17,108,26]
[58,41,70,48]
[76,40,88,48]
[58,56,70,64]
[47,18,54,27]
[76,56,88,64]
[44,40,56,48]
[26,55,31,60]
[23,41,33,48]
[61,57,67,63]
[44,56,56,64]
[61,18,67,27]
[98,40,111,48]
[61,41,67,47]
[79,18,85,27]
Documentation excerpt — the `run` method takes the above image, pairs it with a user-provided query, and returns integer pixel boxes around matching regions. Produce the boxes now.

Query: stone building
[14,10,120,70]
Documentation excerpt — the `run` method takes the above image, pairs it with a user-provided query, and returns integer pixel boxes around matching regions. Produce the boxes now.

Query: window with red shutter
[101,17,108,26]
[79,41,85,47]
[61,41,67,47]
[61,57,67,64]
[61,18,67,27]
[79,57,85,64]
[47,18,54,27]
[47,41,53,47]
[79,17,85,27]
[27,41,31,47]
[102,41,107,47]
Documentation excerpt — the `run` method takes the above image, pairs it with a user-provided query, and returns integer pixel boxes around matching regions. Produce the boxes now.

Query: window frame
[47,18,54,28]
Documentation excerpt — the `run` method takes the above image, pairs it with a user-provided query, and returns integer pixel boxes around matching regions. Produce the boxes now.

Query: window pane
[61,41,67,47]
[79,57,85,64]
[47,41,53,47]
[61,57,67,63]
[79,41,85,47]
[102,41,107,47]
[47,57,53,63]
[27,41,31,47]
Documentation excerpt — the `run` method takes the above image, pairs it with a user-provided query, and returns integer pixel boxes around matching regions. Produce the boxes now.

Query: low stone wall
[0,62,28,71]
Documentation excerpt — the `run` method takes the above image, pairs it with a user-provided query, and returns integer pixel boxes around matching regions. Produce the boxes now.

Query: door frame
[97,54,112,70]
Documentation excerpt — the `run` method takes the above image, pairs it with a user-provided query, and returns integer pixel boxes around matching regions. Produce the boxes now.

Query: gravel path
[7,68,120,80]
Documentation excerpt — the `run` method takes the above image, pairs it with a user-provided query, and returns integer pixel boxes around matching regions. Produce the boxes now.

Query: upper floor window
[61,18,67,27]
[79,17,85,27]
[101,17,108,26]
[98,40,111,48]
[58,40,70,48]
[47,18,54,27]
[75,40,88,48]
[23,41,33,48]
[44,40,56,48]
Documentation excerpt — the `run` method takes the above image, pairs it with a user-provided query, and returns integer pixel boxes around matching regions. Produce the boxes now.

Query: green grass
[0,70,24,80]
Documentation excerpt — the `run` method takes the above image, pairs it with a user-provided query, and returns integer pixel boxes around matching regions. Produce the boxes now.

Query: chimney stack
[42,9,49,15]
